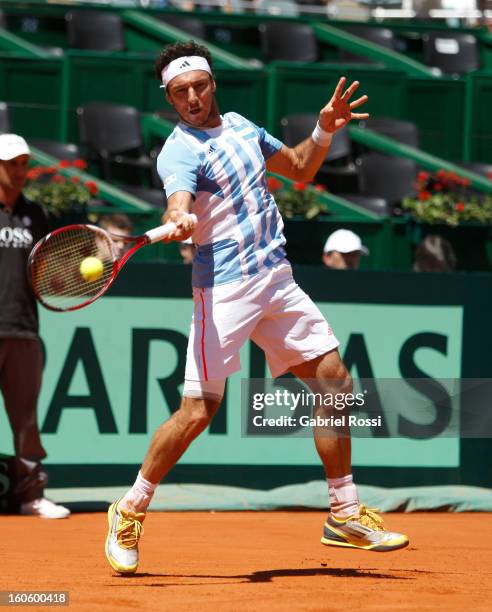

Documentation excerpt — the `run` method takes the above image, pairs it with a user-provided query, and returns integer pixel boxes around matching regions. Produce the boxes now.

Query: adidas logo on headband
[160,56,212,89]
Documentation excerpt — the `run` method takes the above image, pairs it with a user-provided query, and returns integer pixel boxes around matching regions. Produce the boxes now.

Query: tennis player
[105,41,409,574]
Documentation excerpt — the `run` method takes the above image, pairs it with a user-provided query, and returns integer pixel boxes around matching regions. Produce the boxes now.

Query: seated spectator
[98,213,133,259]
[179,237,196,265]
[322,229,369,270]
[413,235,457,272]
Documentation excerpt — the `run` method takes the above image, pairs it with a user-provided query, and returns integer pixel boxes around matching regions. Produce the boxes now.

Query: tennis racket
[28,214,197,312]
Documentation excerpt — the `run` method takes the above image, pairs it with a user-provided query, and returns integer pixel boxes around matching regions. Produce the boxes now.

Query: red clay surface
[2,511,491,611]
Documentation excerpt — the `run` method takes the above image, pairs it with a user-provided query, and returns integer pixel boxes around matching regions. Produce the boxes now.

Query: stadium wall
[1,263,490,489]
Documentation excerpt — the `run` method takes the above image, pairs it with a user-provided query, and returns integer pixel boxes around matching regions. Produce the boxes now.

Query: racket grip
[145,214,198,244]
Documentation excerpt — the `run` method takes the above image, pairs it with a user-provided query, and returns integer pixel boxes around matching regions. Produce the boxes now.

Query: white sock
[328,474,359,518]
[120,471,157,514]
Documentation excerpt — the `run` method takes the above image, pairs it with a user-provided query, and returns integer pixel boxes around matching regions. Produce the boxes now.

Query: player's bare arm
[266,76,369,182]
[162,190,197,242]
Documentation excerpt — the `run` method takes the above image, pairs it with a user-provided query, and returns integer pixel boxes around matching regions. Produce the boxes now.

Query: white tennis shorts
[184,261,339,382]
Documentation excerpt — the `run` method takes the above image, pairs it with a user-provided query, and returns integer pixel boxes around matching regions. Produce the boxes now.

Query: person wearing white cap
[105,41,408,575]
[0,133,70,519]
[322,229,370,270]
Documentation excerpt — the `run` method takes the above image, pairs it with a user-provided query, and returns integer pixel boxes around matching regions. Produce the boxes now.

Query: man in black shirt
[0,134,69,519]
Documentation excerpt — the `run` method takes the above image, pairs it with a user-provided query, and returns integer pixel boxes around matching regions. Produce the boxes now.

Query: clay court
[3,511,491,610]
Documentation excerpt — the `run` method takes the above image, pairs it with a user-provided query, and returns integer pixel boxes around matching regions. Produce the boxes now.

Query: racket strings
[30,227,115,310]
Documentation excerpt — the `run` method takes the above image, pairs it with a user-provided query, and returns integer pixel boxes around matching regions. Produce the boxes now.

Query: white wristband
[312,121,333,147]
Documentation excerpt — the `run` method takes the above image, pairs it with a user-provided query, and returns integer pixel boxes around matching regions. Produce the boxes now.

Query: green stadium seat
[359,117,420,148]
[423,32,480,74]
[358,153,417,207]
[340,26,396,63]
[77,102,153,185]
[259,22,317,62]
[66,11,125,51]
[30,140,82,161]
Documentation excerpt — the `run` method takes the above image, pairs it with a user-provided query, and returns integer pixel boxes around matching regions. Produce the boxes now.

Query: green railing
[349,126,492,195]
[312,23,438,78]
[0,27,50,58]
[122,10,257,70]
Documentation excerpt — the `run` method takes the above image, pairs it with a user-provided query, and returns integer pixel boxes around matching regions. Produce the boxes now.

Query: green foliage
[267,177,330,220]
[403,170,492,227]
[24,160,97,217]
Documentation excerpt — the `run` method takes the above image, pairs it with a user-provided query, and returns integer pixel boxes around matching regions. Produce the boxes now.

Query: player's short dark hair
[155,41,213,83]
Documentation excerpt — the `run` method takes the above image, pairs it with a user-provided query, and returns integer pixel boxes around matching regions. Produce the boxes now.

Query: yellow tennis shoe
[105,498,145,574]
[321,504,409,552]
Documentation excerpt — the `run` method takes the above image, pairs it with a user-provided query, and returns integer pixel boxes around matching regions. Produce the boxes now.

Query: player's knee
[179,397,220,434]
[336,367,352,394]
[317,357,352,394]
[320,353,351,381]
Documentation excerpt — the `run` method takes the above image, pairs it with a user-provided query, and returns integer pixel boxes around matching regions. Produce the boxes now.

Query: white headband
[160,56,212,89]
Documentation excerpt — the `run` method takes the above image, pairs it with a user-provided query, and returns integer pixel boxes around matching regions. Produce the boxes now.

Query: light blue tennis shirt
[157,112,287,288]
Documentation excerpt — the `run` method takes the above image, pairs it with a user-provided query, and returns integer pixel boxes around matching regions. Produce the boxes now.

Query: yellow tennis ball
[80,256,104,282]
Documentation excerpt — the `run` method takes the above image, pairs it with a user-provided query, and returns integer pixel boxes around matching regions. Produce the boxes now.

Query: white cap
[0,134,30,160]
[323,229,369,255]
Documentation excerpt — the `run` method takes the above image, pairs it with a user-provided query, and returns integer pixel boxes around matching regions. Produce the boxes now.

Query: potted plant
[25,159,98,223]
[267,176,332,264]
[268,176,330,220]
[402,169,492,270]
[403,170,492,227]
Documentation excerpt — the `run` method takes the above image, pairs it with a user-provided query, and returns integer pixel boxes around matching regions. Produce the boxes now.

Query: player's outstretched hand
[319,77,369,134]
[162,210,197,243]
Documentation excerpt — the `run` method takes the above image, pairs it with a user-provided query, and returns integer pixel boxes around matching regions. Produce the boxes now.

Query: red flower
[267,176,283,191]
[73,159,88,170]
[314,184,326,192]
[418,191,431,201]
[433,182,443,191]
[488,171,492,181]
[71,176,81,184]
[455,202,465,213]
[27,169,40,180]
[46,166,57,174]
[460,177,471,187]
[437,169,447,179]
[59,159,72,168]
[84,180,98,196]
[52,174,64,183]
[293,182,306,191]
[418,171,429,182]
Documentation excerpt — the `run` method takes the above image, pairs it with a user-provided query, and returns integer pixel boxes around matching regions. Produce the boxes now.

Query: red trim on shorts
[199,289,209,381]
